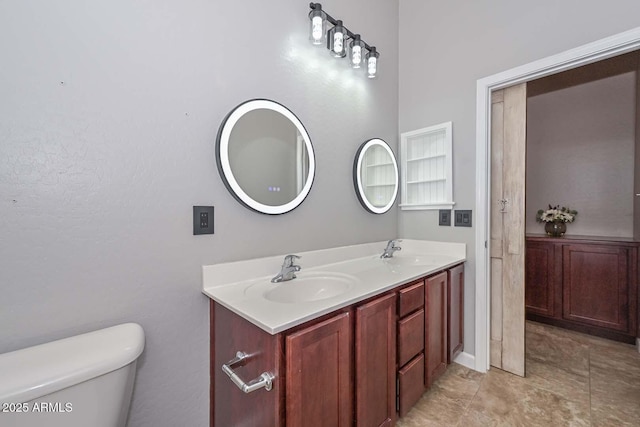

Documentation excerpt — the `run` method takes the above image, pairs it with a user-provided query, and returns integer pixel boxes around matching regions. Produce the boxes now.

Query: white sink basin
[381,255,439,268]
[245,271,358,304]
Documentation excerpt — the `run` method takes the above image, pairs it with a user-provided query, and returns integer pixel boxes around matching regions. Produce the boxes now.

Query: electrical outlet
[439,210,451,226]
[193,206,215,235]
[454,210,472,227]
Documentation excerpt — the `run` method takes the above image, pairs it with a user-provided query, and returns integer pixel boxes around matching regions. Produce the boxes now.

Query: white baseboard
[453,351,475,370]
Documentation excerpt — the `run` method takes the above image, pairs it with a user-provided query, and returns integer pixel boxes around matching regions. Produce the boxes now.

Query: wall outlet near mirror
[193,206,215,235]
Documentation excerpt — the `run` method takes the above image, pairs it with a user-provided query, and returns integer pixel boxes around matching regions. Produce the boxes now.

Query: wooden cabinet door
[447,264,464,364]
[525,241,558,318]
[562,244,630,332]
[425,271,448,388]
[286,312,352,427]
[355,293,396,427]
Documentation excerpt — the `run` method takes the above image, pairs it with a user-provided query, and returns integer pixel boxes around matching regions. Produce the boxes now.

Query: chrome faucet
[380,239,402,258]
[271,254,302,283]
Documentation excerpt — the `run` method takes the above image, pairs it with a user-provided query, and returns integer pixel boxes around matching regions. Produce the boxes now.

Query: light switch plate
[454,210,472,227]
[439,210,451,226]
[193,206,215,235]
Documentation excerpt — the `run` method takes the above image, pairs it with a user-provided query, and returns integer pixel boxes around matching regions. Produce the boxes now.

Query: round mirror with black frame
[353,138,399,214]
[216,99,316,215]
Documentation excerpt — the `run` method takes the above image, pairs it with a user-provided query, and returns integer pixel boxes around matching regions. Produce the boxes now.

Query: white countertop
[202,239,466,335]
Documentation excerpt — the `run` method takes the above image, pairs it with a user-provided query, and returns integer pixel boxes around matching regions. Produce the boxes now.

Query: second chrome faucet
[380,239,402,258]
[271,254,301,283]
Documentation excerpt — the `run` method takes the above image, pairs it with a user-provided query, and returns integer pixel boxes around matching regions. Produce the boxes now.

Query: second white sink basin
[382,255,439,268]
[379,253,457,270]
[245,271,358,304]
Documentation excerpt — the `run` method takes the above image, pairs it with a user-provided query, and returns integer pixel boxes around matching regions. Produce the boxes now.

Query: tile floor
[397,321,640,426]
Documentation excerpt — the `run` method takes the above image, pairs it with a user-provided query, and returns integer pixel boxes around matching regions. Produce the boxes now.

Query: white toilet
[0,323,145,427]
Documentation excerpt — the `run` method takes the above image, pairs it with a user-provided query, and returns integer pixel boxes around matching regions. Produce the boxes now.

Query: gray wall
[0,1,398,426]
[526,72,636,238]
[399,0,640,356]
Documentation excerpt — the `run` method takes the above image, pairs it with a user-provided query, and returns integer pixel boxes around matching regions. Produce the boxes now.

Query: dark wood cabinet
[525,236,639,343]
[397,353,424,417]
[447,264,464,363]
[396,280,426,418]
[425,271,448,388]
[525,240,559,317]
[211,302,283,427]
[562,244,630,332]
[355,293,397,427]
[398,309,424,367]
[211,264,466,426]
[287,312,353,427]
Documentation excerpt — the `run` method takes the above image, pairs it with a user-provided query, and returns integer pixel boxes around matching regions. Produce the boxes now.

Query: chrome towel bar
[221,351,274,393]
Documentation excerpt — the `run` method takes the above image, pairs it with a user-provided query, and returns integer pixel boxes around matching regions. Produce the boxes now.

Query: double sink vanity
[206,97,465,425]
[203,239,466,426]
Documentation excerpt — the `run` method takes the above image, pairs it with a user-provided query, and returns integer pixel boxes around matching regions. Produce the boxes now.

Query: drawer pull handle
[222,351,274,393]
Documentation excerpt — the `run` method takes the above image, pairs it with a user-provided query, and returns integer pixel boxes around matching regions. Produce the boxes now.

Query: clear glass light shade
[309,10,326,45]
[329,21,347,58]
[366,48,379,78]
[350,37,365,68]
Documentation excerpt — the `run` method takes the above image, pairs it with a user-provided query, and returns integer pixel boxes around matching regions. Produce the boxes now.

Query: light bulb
[308,6,326,46]
[333,31,344,54]
[330,21,346,58]
[352,45,362,67]
[350,35,364,68]
[367,56,377,78]
[366,47,379,78]
[311,16,323,44]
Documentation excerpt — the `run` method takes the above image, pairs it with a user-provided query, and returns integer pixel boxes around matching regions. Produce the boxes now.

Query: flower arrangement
[536,204,578,223]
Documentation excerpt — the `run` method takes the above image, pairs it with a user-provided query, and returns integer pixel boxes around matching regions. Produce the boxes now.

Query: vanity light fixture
[308,2,380,78]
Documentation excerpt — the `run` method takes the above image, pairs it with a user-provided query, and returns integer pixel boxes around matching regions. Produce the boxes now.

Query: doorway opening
[474,27,640,374]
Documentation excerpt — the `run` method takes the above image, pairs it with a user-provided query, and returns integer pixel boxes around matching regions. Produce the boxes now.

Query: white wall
[399,0,640,356]
[526,72,636,238]
[0,1,398,426]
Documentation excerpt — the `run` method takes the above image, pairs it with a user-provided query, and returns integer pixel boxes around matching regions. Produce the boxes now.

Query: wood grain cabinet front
[562,243,632,332]
[525,236,639,343]
[355,293,397,427]
[211,302,283,427]
[398,309,425,367]
[395,280,426,419]
[286,312,353,427]
[397,354,425,418]
[210,264,467,427]
[525,240,559,318]
[425,271,448,388]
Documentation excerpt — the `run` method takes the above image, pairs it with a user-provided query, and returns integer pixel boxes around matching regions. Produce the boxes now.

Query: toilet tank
[0,323,145,427]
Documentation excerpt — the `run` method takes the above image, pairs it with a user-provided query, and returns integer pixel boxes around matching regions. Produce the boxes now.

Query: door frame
[474,26,640,373]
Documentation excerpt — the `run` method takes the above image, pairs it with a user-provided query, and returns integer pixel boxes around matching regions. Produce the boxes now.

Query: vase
[545,221,567,237]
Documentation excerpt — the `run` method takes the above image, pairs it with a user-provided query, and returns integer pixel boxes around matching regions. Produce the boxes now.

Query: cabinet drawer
[398,309,425,367]
[398,353,425,418]
[398,281,425,317]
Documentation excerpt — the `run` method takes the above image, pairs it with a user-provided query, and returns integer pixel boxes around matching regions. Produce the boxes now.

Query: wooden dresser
[525,234,639,343]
